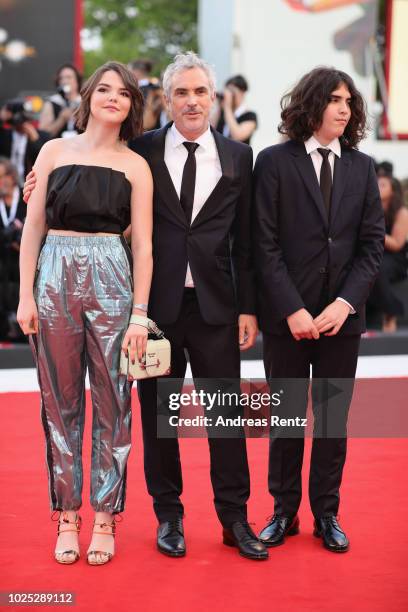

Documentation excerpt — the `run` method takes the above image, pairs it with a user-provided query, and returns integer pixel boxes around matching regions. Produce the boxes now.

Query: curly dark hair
[379,175,404,230]
[278,66,367,148]
[74,61,144,141]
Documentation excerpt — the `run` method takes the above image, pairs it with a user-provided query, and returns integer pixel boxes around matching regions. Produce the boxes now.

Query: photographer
[38,63,82,138]
[129,58,167,131]
[0,159,26,340]
[214,74,258,145]
[0,101,49,186]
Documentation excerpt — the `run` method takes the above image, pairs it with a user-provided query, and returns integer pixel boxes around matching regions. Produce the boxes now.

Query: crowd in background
[0,58,407,342]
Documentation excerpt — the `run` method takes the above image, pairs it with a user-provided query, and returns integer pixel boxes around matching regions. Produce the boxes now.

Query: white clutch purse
[119,316,171,381]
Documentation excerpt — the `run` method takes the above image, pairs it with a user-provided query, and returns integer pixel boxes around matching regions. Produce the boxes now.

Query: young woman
[39,63,82,138]
[368,175,408,332]
[17,61,153,565]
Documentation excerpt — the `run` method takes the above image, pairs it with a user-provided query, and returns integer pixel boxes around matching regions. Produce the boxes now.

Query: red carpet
[1,384,407,612]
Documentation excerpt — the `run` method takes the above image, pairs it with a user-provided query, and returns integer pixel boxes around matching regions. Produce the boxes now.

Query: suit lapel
[150,123,188,227]
[190,127,234,228]
[290,141,328,229]
[330,149,352,226]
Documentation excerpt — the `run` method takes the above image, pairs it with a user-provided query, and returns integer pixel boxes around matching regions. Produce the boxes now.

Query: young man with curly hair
[253,67,384,553]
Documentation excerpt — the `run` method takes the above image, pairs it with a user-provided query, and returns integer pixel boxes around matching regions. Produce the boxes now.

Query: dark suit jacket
[253,140,385,335]
[0,126,49,178]
[129,123,256,325]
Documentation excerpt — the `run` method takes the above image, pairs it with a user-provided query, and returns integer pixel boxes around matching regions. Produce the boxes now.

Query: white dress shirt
[304,135,354,314]
[304,135,340,181]
[164,123,222,287]
[0,187,20,228]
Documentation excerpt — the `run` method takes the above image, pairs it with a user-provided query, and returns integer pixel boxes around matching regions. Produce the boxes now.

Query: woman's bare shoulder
[121,148,152,182]
[33,138,68,174]
[38,138,66,156]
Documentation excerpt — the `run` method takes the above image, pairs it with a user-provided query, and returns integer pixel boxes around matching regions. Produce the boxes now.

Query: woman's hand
[17,296,39,334]
[121,324,148,364]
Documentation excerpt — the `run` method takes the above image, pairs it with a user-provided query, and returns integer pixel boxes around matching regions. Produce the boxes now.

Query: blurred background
[0,0,407,366]
[0,1,407,167]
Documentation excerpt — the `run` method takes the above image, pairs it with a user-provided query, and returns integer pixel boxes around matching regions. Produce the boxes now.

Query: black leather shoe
[259,514,300,547]
[313,516,349,553]
[223,521,268,560]
[157,518,186,557]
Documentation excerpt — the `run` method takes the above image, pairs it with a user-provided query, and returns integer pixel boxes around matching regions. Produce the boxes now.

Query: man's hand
[23,169,36,203]
[314,300,350,336]
[287,308,319,341]
[238,314,258,351]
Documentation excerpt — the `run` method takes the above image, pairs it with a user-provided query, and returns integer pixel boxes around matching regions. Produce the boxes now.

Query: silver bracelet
[132,303,148,312]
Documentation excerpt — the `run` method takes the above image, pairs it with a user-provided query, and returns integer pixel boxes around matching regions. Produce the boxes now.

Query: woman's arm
[223,106,257,142]
[17,140,58,333]
[38,100,72,137]
[121,155,154,362]
[130,157,153,308]
[222,89,257,142]
[385,208,408,252]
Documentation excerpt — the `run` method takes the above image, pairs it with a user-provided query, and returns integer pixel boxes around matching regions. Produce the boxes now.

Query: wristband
[132,303,148,312]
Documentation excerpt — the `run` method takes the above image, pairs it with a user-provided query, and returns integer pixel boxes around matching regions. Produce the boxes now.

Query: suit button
[319,267,327,273]
[328,237,333,244]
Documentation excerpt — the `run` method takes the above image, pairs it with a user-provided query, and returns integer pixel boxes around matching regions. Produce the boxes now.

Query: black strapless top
[46,164,131,233]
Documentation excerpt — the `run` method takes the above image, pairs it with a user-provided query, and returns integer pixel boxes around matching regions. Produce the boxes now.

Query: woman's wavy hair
[278,67,367,148]
[54,63,83,91]
[381,176,404,230]
[74,61,144,141]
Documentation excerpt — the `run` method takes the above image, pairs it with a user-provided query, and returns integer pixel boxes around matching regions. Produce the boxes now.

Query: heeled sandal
[87,517,119,566]
[52,511,82,565]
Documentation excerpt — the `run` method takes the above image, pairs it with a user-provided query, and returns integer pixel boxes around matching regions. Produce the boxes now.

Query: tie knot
[183,141,199,155]
[317,147,331,160]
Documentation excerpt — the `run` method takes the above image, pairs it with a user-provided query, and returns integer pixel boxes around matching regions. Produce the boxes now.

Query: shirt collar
[304,135,341,158]
[170,123,213,151]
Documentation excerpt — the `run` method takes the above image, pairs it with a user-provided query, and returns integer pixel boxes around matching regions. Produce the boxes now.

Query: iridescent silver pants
[31,235,133,514]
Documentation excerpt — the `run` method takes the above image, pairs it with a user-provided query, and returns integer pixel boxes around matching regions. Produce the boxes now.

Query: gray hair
[162,51,216,98]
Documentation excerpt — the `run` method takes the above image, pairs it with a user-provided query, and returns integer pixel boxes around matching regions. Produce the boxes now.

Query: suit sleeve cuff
[336,297,356,315]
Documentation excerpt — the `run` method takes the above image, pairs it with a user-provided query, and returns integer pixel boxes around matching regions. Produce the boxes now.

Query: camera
[4,98,33,127]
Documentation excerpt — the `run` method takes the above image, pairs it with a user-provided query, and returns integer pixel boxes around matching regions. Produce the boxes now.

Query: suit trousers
[263,332,360,518]
[138,289,250,528]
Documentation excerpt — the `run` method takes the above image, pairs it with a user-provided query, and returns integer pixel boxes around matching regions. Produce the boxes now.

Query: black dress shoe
[259,514,300,547]
[223,521,268,560]
[313,516,349,553]
[157,518,186,557]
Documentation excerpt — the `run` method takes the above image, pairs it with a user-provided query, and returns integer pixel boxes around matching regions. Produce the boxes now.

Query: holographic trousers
[31,235,133,514]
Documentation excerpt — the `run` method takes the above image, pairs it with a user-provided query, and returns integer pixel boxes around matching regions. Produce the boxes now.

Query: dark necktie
[317,148,332,217]
[180,141,199,225]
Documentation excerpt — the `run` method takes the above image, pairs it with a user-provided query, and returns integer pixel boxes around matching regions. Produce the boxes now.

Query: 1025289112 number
[0,592,75,606]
